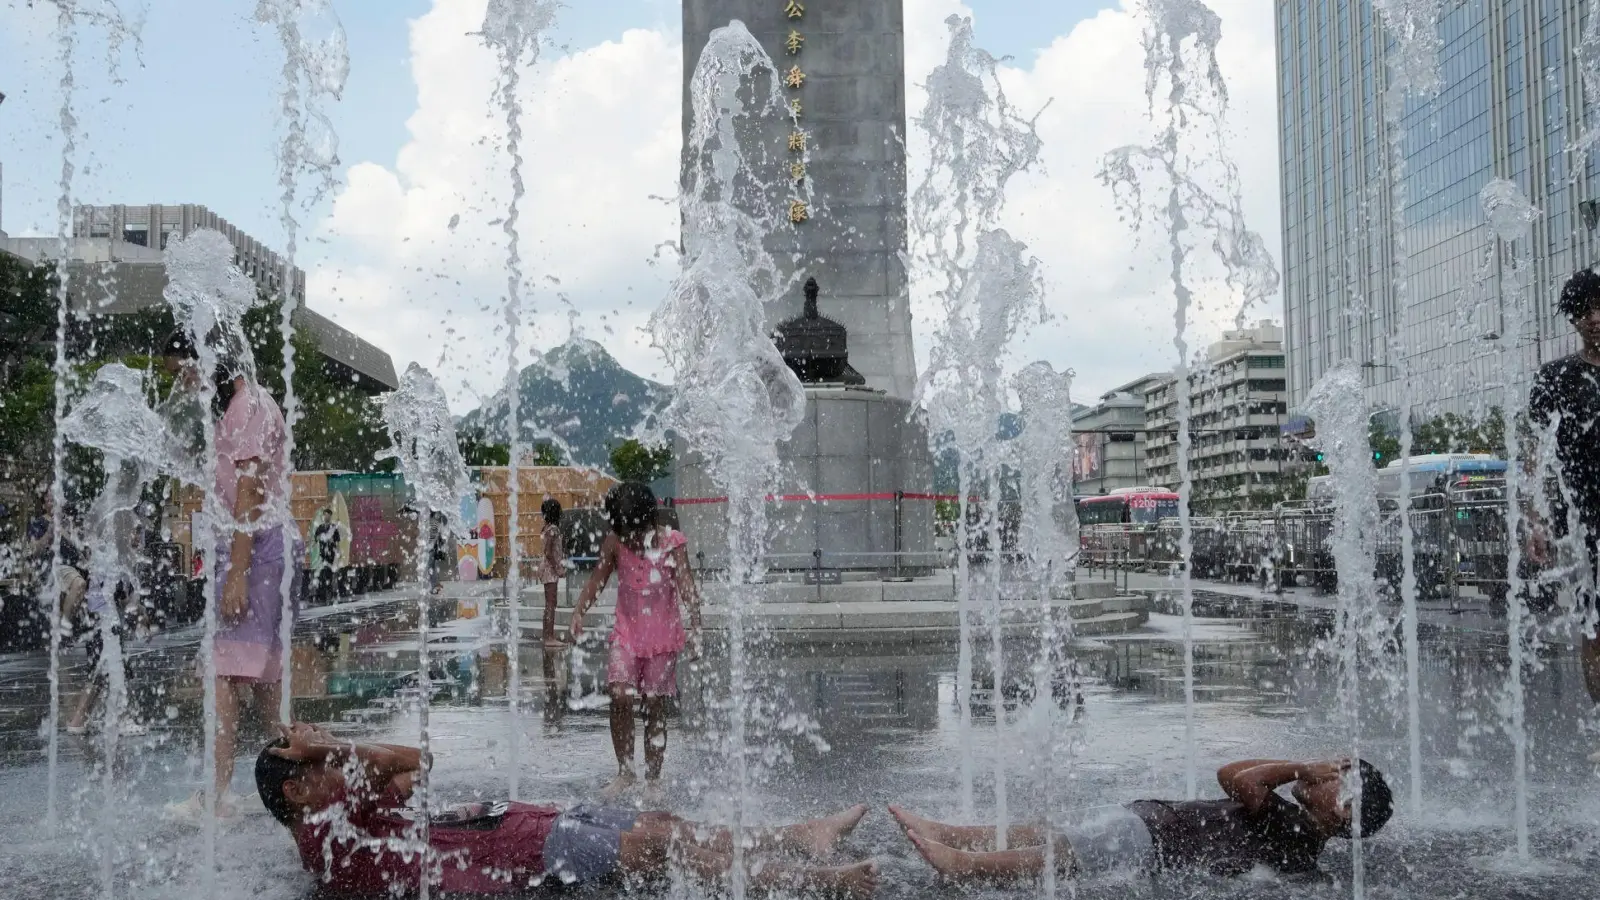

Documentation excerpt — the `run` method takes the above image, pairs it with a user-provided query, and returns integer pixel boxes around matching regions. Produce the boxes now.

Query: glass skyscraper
[1278,0,1593,419]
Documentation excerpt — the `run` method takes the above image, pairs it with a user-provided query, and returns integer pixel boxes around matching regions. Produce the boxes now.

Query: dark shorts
[543,804,638,885]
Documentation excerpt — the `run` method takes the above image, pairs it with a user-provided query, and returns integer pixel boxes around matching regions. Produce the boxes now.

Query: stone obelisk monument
[676,0,936,574]
[681,0,917,399]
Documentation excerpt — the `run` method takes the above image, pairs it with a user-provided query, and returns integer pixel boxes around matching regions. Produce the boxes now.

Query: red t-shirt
[293,786,561,895]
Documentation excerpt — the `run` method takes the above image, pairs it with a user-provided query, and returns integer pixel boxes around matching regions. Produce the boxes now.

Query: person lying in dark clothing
[894,757,1392,881]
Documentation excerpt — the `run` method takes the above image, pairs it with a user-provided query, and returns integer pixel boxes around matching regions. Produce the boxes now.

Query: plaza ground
[0,571,1596,899]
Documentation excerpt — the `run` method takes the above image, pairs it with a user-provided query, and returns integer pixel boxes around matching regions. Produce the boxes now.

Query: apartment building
[1144,322,1305,511]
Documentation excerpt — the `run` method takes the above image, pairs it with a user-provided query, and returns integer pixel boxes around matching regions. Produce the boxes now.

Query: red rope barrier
[668,491,973,506]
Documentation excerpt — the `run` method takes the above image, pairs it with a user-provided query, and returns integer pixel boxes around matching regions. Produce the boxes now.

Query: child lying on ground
[255,723,876,896]
[894,757,1393,881]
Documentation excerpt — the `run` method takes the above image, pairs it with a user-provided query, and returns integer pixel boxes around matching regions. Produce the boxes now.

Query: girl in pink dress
[570,483,700,798]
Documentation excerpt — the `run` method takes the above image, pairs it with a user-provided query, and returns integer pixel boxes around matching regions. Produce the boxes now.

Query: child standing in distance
[537,498,566,645]
[570,483,701,799]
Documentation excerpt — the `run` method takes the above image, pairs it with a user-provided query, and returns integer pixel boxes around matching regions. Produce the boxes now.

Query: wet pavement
[0,577,1597,899]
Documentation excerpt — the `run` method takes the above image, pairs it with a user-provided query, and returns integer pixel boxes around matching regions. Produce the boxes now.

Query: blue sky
[0,0,1112,245]
[0,0,1284,408]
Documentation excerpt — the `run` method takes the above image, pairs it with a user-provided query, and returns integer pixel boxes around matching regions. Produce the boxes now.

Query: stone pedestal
[674,386,937,573]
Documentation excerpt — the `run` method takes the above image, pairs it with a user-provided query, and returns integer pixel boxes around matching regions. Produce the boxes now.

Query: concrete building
[73,204,305,303]
[1144,322,1297,511]
[1277,0,1591,419]
[681,0,916,400]
[1,203,395,393]
[1071,373,1167,498]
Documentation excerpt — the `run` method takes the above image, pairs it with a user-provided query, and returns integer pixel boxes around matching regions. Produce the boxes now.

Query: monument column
[681,0,916,400]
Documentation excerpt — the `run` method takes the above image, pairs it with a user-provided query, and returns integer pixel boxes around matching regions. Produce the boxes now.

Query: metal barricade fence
[1442,485,1510,600]
[1272,503,1336,591]
[1071,486,1515,599]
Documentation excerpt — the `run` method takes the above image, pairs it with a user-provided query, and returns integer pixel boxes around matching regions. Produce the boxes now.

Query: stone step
[509,596,1151,645]
[1071,611,1150,637]
[449,576,1121,607]
[513,593,1149,623]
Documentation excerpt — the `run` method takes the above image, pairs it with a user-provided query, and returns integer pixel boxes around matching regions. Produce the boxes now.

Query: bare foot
[640,780,667,810]
[600,770,637,801]
[795,804,870,858]
[887,805,939,842]
[906,831,974,880]
[821,860,878,899]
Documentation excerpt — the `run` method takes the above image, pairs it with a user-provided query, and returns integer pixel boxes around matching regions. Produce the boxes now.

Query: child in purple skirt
[164,333,300,821]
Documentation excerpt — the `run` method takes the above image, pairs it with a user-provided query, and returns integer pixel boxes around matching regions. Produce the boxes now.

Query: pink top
[214,382,290,528]
[611,527,689,657]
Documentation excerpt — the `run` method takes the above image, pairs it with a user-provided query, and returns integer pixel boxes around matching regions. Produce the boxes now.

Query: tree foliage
[528,442,565,467]
[1410,409,1505,455]
[0,248,395,489]
[242,300,393,473]
[1368,420,1401,467]
[608,439,672,483]
[1367,408,1507,468]
[457,426,510,467]
[0,254,59,463]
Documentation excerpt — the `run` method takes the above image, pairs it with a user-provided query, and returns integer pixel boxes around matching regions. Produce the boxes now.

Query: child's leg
[888,806,1047,850]
[542,582,559,641]
[617,822,878,897]
[905,831,1071,883]
[634,805,869,859]
[609,682,637,777]
[642,695,669,782]
[639,652,679,783]
[252,679,285,731]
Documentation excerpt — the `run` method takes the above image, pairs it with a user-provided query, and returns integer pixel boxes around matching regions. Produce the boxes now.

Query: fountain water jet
[480,0,560,803]
[162,227,265,892]
[61,363,199,899]
[381,362,471,897]
[1305,361,1386,900]
[39,0,143,838]
[254,0,349,728]
[651,22,808,898]
[911,16,1043,829]
[1480,178,1539,859]
[1370,0,1444,819]
[43,0,79,833]
[1100,0,1278,801]
[1013,361,1078,898]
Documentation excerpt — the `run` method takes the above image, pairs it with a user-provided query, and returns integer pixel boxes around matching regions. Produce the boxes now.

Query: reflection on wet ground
[0,583,1596,899]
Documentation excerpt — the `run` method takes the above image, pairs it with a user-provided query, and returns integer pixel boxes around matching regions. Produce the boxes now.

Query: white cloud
[903,0,1283,402]
[311,0,682,409]
[313,0,1282,413]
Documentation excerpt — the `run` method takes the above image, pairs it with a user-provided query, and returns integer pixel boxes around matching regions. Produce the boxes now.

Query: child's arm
[673,543,702,657]
[569,535,617,640]
[270,723,427,783]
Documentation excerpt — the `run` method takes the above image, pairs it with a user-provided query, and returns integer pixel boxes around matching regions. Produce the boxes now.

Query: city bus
[1376,454,1506,499]
[1305,454,1508,505]
[1075,488,1181,526]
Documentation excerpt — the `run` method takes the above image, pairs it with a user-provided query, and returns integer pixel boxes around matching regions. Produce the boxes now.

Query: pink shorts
[606,644,678,697]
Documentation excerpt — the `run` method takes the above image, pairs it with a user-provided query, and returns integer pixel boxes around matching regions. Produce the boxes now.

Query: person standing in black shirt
[1527,270,1600,708]
[892,758,1392,881]
[311,508,342,606]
